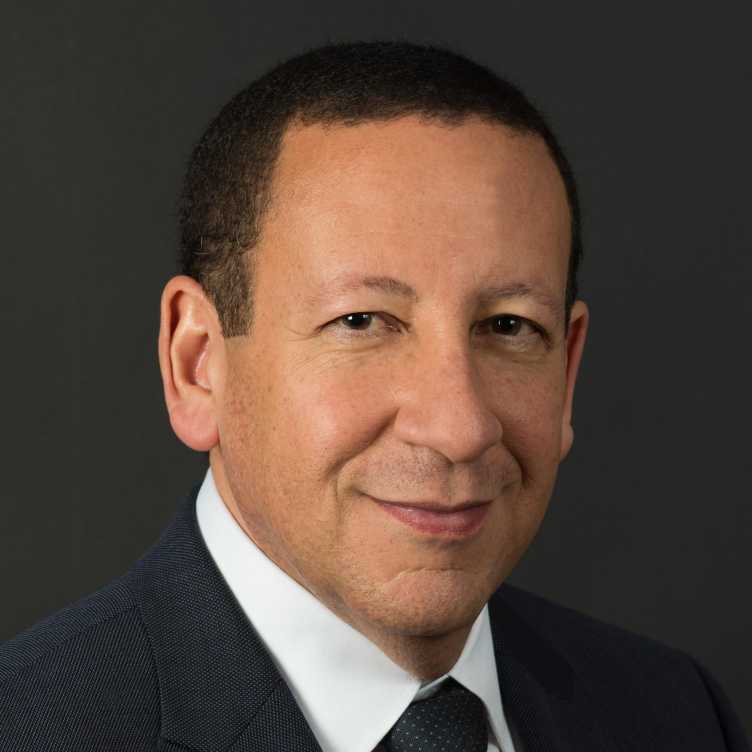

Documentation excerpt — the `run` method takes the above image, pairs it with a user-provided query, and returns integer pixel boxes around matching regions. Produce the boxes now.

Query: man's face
[213,116,587,642]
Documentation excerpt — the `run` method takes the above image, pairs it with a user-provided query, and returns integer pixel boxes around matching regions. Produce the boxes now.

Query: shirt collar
[196,467,515,752]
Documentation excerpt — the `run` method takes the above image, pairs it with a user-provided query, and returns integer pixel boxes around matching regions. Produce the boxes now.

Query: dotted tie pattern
[381,677,488,752]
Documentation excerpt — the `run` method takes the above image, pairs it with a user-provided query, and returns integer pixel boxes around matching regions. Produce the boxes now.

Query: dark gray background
[3,0,751,737]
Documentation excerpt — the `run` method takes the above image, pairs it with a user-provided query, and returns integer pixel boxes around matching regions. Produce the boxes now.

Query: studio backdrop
[3,0,751,737]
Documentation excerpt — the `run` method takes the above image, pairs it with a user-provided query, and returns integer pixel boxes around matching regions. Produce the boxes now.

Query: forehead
[260,116,570,307]
[270,115,567,218]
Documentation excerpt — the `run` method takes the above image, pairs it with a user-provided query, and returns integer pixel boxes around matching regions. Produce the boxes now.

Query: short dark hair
[179,41,582,337]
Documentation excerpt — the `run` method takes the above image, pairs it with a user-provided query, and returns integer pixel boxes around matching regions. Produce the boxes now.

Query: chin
[357,568,493,638]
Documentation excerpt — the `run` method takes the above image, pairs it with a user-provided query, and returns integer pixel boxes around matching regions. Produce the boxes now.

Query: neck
[350,620,472,681]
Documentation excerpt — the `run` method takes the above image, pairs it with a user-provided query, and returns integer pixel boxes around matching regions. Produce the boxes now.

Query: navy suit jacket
[1,486,749,751]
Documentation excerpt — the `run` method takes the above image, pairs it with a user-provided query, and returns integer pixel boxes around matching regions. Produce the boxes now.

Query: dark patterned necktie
[381,677,488,751]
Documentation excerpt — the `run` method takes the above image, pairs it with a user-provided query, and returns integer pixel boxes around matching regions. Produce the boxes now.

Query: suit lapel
[126,487,321,752]
[227,680,322,751]
[488,587,619,752]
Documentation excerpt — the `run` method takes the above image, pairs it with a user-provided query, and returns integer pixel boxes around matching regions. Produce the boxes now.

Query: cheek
[280,360,394,474]
[485,366,566,472]
[223,357,394,543]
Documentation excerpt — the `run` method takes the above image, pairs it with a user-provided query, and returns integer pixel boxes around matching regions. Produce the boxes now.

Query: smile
[369,497,492,537]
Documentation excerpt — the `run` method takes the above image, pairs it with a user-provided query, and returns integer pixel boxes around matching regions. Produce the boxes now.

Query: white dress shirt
[196,468,518,752]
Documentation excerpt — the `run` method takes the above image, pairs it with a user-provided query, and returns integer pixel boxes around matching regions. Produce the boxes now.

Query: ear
[158,275,223,451]
[559,300,589,461]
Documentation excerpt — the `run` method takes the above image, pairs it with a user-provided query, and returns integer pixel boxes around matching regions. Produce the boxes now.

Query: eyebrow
[347,275,418,301]
[477,282,564,324]
[317,274,564,324]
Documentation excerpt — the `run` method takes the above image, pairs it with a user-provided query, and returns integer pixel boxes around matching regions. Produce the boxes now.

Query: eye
[326,312,545,345]
[339,312,376,330]
[477,314,544,342]
[490,315,526,336]
[327,311,399,337]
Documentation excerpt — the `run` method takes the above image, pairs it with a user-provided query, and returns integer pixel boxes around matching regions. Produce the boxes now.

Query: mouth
[368,496,492,537]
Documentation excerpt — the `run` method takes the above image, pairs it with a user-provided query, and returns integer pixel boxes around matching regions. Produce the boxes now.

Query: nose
[391,341,503,464]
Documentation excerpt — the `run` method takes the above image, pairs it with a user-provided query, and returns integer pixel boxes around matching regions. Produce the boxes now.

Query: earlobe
[158,275,222,452]
[559,300,589,461]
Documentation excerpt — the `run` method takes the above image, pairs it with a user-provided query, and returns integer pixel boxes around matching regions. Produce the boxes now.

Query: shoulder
[0,577,160,750]
[493,581,701,678]
[1,577,140,681]
[492,583,750,749]
[494,582,677,653]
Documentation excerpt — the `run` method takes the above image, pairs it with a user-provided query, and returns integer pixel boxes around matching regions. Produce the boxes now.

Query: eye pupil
[492,315,522,335]
[343,313,372,329]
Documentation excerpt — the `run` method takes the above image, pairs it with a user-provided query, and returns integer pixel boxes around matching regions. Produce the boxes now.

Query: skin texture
[159,116,589,679]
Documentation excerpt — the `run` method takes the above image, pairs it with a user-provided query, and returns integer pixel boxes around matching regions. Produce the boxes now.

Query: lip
[370,497,492,537]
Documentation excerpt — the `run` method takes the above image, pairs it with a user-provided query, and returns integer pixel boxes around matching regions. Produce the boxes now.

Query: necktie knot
[382,677,488,751]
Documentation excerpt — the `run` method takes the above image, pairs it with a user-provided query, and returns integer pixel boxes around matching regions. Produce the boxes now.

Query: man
[1,41,748,752]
